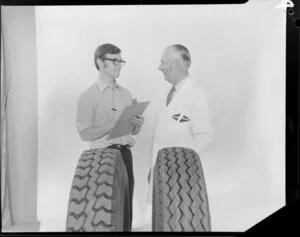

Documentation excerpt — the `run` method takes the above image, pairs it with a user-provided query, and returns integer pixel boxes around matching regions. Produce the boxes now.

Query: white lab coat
[146,76,214,204]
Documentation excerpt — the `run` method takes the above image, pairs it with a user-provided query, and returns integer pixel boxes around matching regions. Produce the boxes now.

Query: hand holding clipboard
[107,100,150,140]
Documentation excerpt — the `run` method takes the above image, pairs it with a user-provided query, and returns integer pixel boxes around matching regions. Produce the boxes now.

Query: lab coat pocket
[168,118,189,134]
[168,118,181,132]
[169,112,191,135]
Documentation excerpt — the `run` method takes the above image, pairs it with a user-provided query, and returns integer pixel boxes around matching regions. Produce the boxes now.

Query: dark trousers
[107,144,134,231]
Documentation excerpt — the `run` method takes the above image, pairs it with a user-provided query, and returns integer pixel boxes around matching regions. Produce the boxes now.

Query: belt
[107,144,131,151]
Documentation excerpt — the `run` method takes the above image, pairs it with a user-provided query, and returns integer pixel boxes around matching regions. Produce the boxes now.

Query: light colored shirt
[76,77,135,149]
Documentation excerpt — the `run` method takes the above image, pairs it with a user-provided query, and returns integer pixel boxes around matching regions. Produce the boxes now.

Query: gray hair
[171,44,191,67]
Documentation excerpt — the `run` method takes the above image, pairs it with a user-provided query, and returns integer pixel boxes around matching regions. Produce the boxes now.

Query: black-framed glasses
[102,58,126,66]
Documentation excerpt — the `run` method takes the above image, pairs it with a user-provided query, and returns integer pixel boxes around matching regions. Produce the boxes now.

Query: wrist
[132,125,141,135]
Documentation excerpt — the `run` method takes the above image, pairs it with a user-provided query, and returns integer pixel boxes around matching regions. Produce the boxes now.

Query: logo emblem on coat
[172,113,190,122]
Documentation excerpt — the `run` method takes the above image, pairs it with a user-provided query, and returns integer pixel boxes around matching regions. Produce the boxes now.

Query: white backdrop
[36,1,286,231]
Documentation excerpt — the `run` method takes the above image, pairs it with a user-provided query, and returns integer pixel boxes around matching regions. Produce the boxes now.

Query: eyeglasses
[102,58,126,66]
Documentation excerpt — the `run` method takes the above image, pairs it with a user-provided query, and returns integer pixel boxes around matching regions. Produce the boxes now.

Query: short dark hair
[172,44,191,67]
[94,43,121,70]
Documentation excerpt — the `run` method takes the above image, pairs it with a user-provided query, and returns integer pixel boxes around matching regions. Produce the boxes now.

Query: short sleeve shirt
[76,77,135,149]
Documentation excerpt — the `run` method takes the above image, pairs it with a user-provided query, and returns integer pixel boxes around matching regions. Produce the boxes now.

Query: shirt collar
[96,76,119,92]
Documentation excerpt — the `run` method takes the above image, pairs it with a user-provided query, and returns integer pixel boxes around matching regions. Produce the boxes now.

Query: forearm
[131,125,141,135]
[79,123,113,141]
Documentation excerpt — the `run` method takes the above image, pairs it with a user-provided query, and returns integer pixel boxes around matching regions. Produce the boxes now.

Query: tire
[65,148,130,232]
[152,147,211,231]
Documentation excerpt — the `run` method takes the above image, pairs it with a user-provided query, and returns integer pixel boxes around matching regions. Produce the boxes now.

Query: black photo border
[0,0,299,236]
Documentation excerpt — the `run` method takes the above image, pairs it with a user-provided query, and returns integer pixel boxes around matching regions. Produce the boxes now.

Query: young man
[147,44,214,204]
[76,43,144,231]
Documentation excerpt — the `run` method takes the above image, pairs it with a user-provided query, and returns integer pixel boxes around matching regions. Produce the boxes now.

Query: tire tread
[153,147,211,231]
[66,148,128,231]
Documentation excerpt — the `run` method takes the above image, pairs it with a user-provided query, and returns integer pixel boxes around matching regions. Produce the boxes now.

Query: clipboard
[107,101,150,140]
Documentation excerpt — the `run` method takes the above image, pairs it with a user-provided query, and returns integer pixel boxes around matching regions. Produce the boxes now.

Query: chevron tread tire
[65,148,129,232]
[152,147,211,231]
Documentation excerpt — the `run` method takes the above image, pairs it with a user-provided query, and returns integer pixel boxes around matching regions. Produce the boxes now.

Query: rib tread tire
[66,148,129,232]
[152,147,211,231]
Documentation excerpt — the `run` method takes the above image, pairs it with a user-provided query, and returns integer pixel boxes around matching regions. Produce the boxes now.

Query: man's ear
[175,59,184,71]
[96,58,104,69]
[173,59,179,70]
[184,60,191,68]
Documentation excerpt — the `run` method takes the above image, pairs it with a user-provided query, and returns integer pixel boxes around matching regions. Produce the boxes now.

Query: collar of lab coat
[174,74,190,93]
[165,75,194,111]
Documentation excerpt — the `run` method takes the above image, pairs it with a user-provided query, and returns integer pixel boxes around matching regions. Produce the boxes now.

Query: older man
[147,44,214,204]
[76,43,144,231]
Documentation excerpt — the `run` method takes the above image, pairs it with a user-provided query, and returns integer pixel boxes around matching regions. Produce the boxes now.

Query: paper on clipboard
[107,101,150,140]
